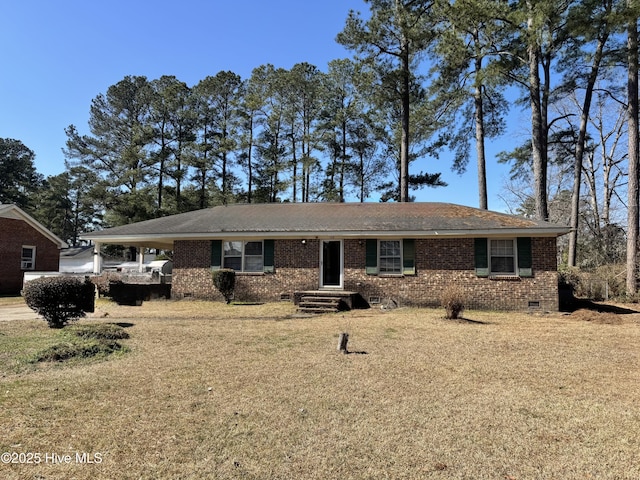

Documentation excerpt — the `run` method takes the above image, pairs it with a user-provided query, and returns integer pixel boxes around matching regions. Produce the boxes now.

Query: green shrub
[31,340,125,362]
[559,264,625,300]
[30,323,130,363]
[558,267,581,293]
[23,276,95,329]
[90,272,123,297]
[441,284,466,320]
[212,269,236,304]
[68,323,130,340]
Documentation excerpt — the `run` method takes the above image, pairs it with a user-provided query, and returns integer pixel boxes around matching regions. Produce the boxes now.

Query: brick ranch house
[83,202,570,311]
[0,204,68,294]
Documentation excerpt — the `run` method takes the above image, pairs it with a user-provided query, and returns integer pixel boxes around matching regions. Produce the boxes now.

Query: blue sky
[0,0,520,211]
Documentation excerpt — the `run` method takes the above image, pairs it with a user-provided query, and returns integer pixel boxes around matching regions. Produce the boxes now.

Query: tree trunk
[473,53,488,210]
[527,5,548,221]
[291,130,298,203]
[175,135,184,211]
[400,42,411,202]
[568,34,608,267]
[221,122,229,205]
[584,150,601,238]
[627,6,639,295]
[340,120,347,202]
[359,150,365,202]
[247,116,254,204]
[157,125,167,214]
[199,125,209,209]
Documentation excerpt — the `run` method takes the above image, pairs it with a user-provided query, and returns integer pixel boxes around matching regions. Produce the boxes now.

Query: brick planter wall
[171,237,560,311]
[0,218,61,294]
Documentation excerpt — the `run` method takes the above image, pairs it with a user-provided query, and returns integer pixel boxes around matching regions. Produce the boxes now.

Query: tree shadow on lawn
[111,322,135,328]
[562,297,640,315]
[452,317,491,325]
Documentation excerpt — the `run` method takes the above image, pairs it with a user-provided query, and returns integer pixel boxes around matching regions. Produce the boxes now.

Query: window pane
[379,240,401,273]
[21,247,35,270]
[380,240,400,256]
[223,257,242,271]
[224,241,242,256]
[491,257,514,273]
[490,239,515,274]
[244,241,263,256]
[491,239,513,256]
[223,241,265,272]
[380,257,401,273]
[244,257,263,272]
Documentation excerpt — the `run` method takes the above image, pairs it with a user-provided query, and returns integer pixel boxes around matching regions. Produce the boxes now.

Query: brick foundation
[171,237,560,311]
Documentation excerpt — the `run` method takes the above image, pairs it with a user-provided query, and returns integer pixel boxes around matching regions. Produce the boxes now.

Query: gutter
[81,227,571,247]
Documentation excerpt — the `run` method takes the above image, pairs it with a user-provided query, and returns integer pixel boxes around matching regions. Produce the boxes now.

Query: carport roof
[81,202,570,249]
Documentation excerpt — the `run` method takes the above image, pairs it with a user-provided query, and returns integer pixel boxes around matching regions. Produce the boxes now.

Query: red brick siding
[0,218,61,294]
[171,241,218,299]
[172,239,320,301]
[171,237,561,311]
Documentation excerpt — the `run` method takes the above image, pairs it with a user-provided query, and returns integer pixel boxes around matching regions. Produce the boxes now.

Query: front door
[320,240,343,288]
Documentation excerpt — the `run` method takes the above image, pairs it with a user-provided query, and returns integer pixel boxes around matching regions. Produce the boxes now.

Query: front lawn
[1,300,639,479]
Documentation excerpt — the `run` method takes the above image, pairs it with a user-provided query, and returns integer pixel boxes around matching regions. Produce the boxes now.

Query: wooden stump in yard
[337,333,349,353]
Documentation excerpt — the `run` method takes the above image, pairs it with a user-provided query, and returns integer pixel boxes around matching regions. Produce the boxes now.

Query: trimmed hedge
[212,268,236,304]
[23,276,95,328]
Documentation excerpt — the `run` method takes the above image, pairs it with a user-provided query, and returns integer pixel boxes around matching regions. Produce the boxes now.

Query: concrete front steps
[298,296,344,313]
[294,291,365,314]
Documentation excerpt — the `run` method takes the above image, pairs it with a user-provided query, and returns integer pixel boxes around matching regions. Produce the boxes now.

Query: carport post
[138,248,145,273]
[93,242,102,274]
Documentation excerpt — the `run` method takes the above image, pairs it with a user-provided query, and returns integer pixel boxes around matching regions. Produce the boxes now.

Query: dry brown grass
[1,300,640,479]
[0,296,25,307]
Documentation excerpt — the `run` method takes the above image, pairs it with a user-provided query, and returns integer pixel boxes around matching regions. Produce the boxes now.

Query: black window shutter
[474,238,489,277]
[211,240,222,270]
[365,239,378,275]
[403,239,415,275]
[263,240,275,273]
[517,237,533,277]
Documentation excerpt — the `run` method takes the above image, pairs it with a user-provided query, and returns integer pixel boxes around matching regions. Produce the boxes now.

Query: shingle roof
[60,246,94,258]
[82,203,569,249]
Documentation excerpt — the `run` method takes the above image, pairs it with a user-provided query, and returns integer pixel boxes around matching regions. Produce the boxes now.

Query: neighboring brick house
[83,203,570,311]
[0,204,68,294]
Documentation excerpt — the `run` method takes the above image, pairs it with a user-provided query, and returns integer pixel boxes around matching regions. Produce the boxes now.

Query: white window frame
[378,239,402,275]
[223,240,264,272]
[489,238,517,275]
[21,245,36,270]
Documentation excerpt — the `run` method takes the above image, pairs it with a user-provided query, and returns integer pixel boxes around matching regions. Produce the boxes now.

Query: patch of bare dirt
[569,308,636,325]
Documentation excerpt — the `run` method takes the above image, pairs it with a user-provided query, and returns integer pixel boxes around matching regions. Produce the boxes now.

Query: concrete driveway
[0,304,40,321]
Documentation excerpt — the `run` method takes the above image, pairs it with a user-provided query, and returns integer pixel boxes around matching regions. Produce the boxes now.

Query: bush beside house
[23,276,95,328]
